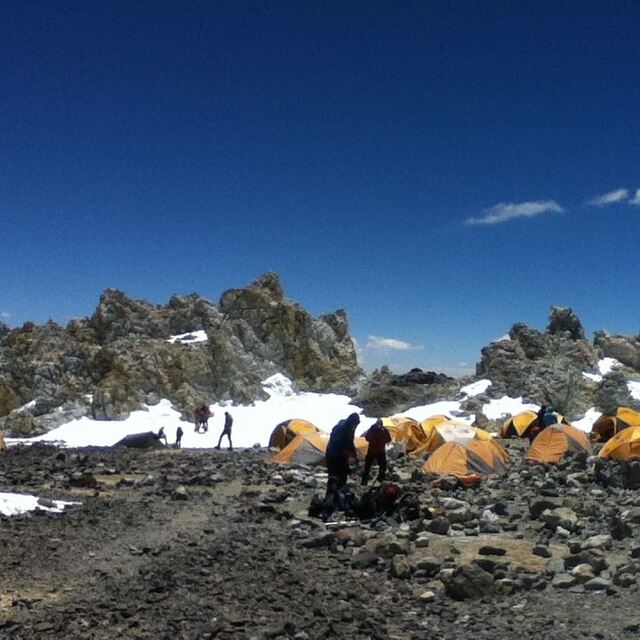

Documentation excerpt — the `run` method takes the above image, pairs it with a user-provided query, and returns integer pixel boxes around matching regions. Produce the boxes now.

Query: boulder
[443,564,494,600]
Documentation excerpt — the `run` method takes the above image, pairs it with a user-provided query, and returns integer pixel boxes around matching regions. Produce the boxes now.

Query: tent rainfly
[525,425,591,464]
[591,407,640,443]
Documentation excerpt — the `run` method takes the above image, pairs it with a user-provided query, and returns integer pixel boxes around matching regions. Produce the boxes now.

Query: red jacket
[365,423,391,455]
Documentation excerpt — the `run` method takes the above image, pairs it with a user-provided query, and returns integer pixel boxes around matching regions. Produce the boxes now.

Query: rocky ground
[2,442,640,639]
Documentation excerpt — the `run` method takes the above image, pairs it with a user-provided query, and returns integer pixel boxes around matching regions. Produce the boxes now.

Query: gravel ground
[1,444,639,639]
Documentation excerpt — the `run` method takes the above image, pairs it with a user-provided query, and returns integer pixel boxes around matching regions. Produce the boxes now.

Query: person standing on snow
[325,412,361,499]
[216,411,233,450]
[176,426,184,448]
[361,418,391,486]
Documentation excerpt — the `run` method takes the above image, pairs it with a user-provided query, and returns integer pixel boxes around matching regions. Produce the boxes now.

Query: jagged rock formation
[0,273,361,436]
[354,367,458,416]
[477,306,639,417]
[594,331,640,371]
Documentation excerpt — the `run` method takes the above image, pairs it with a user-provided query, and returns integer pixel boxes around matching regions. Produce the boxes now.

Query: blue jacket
[326,419,357,460]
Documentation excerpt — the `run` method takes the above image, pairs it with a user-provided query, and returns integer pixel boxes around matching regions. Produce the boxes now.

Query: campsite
[3,403,640,639]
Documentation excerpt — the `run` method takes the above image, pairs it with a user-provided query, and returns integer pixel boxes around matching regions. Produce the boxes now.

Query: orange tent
[272,431,369,466]
[412,422,491,458]
[382,416,425,451]
[269,419,320,449]
[500,410,566,438]
[525,425,592,463]
[598,426,640,460]
[423,439,508,478]
[591,407,640,443]
[272,432,329,465]
[500,411,537,438]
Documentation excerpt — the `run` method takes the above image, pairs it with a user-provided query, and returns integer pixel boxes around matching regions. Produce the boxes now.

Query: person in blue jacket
[324,412,360,500]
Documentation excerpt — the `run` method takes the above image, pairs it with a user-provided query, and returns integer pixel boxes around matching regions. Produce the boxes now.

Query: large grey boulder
[594,330,640,371]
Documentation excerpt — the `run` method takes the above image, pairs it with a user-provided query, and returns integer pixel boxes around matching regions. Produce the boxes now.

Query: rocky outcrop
[477,306,599,415]
[594,331,640,371]
[354,367,457,416]
[0,273,362,435]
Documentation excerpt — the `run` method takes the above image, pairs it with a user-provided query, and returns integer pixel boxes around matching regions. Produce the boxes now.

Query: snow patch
[482,396,537,421]
[167,330,208,345]
[460,379,491,396]
[262,373,296,398]
[628,380,640,401]
[572,408,602,433]
[598,358,621,375]
[0,492,79,517]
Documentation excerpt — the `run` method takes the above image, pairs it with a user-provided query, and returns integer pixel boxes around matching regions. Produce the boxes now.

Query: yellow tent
[412,422,491,458]
[591,407,640,443]
[500,410,566,438]
[272,432,329,465]
[525,425,591,463]
[500,411,538,438]
[598,426,640,460]
[423,439,508,478]
[272,431,368,466]
[0,433,6,452]
[269,419,320,450]
[382,416,424,451]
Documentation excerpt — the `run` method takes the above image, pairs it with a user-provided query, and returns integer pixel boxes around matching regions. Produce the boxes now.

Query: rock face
[353,367,457,416]
[476,306,600,415]
[594,331,640,371]
[0,273,361,435]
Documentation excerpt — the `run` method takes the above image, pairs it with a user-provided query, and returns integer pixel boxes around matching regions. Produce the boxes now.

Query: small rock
[478,545,507,556]
[443,564,494,600]
[584,577,612,591]
[427,517,450,536]
[532,545,552,558]
[390,555,411,579]
[418,590,436,602]
[552,574,577,589]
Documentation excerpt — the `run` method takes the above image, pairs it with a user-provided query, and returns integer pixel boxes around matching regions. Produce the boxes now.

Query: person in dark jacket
[361,418,391,485]
[176,426,184,448]
[325,412,360,499]
[217,411,233,450]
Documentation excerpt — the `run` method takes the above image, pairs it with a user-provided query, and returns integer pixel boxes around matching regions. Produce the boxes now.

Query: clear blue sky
[2,1,639,375]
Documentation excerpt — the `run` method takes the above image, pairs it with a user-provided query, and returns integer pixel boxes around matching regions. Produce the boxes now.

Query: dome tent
[412,422,492,458]
[382,416,425,452]
[500,410,566,438]
[272,432,329,466]
[423,438,508,478]
[269,419,320,450]
[525,425,591,464]
[598,426,640,460]
[591,407,640,443]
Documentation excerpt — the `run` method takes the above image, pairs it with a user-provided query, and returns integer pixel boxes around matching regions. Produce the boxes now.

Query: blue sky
[2,1,639,375]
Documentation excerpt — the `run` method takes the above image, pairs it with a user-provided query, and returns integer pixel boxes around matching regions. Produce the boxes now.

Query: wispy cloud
[465,200,563,225]
[0,311,10,320]
[587,188,629,206]
[366,335,424,351]
[630,189,640,206]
